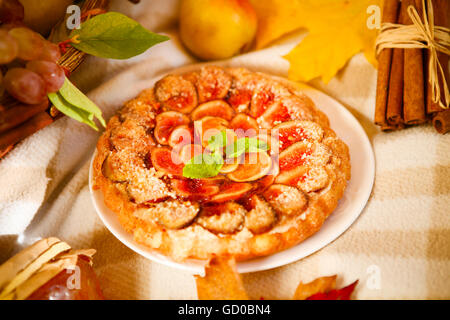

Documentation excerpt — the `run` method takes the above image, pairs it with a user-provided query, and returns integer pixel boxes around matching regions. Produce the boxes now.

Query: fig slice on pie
[194,116,229,147]
[150,146,184,175]
[191,100,235,121]
[229,113,259,136]
[245,195,277,234]
[209,182,253,203]
[263,184,308,216]
[171,178,221,199]
[154,111,190,145]
[168,125,193,148]
[154,75,198,113]
[227,152,272,182]
[196,202,246,234]
[273,121,324,151]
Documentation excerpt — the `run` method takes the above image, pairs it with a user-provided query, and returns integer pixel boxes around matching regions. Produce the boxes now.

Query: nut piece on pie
[93,66,351,262]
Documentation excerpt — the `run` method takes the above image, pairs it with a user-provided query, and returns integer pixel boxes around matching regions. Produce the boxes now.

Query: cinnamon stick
[0,112,53,150]
[432,109,450,134]
[374,0,401,126]
[427,0,449,115]
[386,47,404,125]
[0,99,49,134]
[385,1,405,127]
[403,0,426,125]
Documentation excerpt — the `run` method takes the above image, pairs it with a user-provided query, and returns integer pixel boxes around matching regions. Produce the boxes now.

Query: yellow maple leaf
[252,0,382,83]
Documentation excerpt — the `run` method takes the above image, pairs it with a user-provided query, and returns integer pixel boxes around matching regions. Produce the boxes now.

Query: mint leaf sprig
[182,131,269,179]
[48,77,105,131]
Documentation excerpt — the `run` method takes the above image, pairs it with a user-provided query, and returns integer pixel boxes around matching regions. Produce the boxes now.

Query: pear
[179,0,257,60]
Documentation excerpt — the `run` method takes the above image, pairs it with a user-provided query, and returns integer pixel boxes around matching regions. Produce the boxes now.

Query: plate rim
[89,69,375,274]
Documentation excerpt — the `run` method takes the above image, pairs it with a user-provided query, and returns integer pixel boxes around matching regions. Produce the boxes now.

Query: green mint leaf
[48,92,99,131]
[70,12,170,59]
[208,130,227,152]
[48,77,105,130]
[226,137,268,158]
[182,153,223,179]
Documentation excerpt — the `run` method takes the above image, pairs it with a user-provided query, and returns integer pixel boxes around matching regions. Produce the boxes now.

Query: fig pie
[93,66,351,261]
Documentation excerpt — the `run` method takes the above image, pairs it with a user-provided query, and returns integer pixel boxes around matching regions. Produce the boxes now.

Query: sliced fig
[227,152,272,182]
[227,87,253,112]
[209,182,253,203]
[154,74,198,113]
[178,144,203,164]
[272,121,324,151]
[196,66,232,103]
[245,196,277,234]
[263,184,308,216]
[229,113,259,137]
[171,178,220,200]
[154,111,190,145]
[278,142,330,172]
[168,125,193,148]
[219,159,239,173]
[193,116,229,147]
[109,119,154,154]
[102,153,128,183]
[250,82,290,117]
[297,166,329,193]
[126,167,173,204]
[153,200,200,229]
[257,100,291,129]
[191,100,235,121]
[196,202,246,234]
[150,147,184,176]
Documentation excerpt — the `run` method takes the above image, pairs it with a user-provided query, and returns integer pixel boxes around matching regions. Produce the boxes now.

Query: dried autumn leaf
[251,0,382,83]
[306,280,359,300]
[250,0,303,49]
[293,275,337,300]
[195,256,249,300]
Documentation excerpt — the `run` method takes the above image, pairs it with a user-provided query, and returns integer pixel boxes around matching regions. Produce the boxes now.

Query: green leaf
[48,92,99,131]
[48,77,105,130]
[226,137,269,158]
[182,153,224,179]
[208,131,227,153]
[58,78,106,127]
[70,12,170,59]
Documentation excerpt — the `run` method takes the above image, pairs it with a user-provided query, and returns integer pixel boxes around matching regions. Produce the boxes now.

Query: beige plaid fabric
[0,0,449,299]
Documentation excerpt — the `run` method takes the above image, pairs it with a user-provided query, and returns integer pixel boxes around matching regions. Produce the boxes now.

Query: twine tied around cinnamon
[375,0,450,109]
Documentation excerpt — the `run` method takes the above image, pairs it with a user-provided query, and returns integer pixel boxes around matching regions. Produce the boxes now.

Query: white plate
[89,72,375,275]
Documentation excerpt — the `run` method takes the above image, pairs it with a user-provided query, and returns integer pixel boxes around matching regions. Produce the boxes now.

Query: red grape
[0,29,19,64]
[3,68,47,104]
[39,41,61,63]
[26,60,65,93]
[0,0,25,24]
[8,27,44,61]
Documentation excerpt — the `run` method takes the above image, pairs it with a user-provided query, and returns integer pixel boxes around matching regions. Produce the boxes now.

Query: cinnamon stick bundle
[428,0,450,134]
[374,0,401,128]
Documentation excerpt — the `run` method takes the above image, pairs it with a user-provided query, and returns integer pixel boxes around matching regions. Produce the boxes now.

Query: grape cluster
[0,0,65,105]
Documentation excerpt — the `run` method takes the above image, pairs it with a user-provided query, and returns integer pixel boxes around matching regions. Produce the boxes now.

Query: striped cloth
[0,0,448,299]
